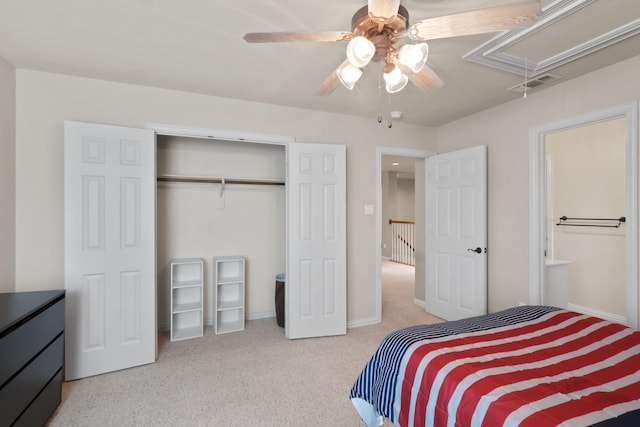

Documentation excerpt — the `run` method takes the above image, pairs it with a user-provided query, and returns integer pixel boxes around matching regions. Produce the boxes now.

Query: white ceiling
[0,0,638,127]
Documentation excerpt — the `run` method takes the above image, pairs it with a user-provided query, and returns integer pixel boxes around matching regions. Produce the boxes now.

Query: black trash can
[275,273,285,327]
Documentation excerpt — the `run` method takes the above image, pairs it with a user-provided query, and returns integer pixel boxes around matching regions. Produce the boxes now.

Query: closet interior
[156,134,286,333]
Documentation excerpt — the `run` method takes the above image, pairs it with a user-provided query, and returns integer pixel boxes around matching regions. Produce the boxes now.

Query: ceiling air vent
[508,73,562,93]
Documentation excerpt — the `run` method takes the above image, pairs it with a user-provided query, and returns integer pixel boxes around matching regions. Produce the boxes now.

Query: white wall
[397,177,415,221]
[546,118,626,316]
[14,69,437,324]
[436,54,640,312]
[0,56,15,292]
[381,172,392,259]
[156,135,285,327]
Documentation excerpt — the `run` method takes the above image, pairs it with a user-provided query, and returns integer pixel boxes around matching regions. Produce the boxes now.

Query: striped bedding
[349,306,640,426]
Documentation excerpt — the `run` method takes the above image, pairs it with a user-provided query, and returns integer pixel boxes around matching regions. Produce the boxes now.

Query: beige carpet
[48,261,441,426]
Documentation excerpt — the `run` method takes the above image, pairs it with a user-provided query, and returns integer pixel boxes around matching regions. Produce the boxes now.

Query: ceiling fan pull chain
[387,91,393,128]
[523,56,528,98]
[377,67,383,123]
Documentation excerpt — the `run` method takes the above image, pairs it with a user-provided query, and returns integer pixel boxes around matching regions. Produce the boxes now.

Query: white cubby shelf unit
[170,258,204,341]
[213,256,245,334]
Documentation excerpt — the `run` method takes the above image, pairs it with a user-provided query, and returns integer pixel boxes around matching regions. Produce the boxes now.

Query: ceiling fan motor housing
[351,5,409,63]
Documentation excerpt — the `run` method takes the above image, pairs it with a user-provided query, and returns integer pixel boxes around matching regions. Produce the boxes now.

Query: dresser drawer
[0,334,64,426]
[0,298,64,386]
[12,369,63,427]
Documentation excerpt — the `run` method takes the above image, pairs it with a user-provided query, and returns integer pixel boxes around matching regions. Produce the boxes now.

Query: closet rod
[556,216,626,228]
[157,175,284,186]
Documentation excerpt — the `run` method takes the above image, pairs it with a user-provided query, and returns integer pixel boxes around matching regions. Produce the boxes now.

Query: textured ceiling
[0,0,638,126]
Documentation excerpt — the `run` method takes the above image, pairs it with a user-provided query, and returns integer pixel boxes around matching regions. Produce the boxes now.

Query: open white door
[426,146,487,321]
[287,143,346,339]
[64,121,156,380]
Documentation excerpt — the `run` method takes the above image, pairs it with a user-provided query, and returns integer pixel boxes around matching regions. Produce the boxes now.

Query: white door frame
[528,101,639,328]
[374,147,433,324]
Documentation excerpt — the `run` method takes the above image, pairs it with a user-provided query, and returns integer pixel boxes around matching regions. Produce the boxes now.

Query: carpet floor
[48,261,441,426]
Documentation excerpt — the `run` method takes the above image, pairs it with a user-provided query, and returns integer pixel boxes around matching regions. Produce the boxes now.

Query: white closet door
[64,121,156,380]
[426,145,487,321]
[287,143,346,339]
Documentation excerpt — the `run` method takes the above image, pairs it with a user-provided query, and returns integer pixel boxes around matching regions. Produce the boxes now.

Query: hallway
[381,260,442,329]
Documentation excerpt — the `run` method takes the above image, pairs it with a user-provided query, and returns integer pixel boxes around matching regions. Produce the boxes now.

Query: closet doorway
[529,102,639,328]
[155,134,286,332]
[545,118,626,322]
[64,122,346,380]
[150,124,347,340]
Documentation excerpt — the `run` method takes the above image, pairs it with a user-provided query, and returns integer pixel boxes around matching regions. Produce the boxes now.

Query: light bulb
[337,62,363,90]
[346,36,375,68]
[383,66,408,93]
[398,43,429,73]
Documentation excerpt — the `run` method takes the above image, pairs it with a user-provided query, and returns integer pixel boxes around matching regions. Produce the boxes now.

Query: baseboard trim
[246,311,276,321]
[414,298,425,308]
[348,316,380,329]
[567,303,627,325]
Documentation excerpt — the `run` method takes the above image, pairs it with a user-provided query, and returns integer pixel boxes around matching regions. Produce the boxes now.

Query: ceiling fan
[244,0,542,96]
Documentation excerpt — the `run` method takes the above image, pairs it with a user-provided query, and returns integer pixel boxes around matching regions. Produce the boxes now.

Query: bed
[350,306,640,426]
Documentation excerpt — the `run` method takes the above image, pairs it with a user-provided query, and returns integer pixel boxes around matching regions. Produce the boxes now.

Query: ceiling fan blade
[408,0,542,41]
[368,0,401,22]
[399,64,444,92]
[244,32,353,43]
[316,70,341,96]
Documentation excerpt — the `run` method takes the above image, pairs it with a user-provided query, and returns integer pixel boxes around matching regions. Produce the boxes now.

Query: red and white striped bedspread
[350,306,640,427]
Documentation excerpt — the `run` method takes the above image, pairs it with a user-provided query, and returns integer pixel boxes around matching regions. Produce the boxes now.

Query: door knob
[468,247,482,254]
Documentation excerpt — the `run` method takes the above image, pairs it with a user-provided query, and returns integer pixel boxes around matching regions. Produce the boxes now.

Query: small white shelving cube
[170,258,204,341]
[213,256,245,334]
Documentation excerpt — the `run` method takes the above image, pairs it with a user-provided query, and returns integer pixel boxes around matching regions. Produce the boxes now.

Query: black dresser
[0,290,65,427]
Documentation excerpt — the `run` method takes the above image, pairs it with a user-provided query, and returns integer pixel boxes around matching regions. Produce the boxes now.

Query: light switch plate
[364,204,374,215]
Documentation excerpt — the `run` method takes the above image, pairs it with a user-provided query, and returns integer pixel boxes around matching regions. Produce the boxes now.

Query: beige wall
[546,118,626,316]
[0,56,15,292]
[13,54,640,320]
[14,69,437,324]
[436,54,640,313]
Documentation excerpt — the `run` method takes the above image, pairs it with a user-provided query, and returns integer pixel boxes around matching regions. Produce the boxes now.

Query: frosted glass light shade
[383,66,408,93]
[346,36,375,68]
[368,0,401,22]
[398,43,429,73]
[337,62,363,90]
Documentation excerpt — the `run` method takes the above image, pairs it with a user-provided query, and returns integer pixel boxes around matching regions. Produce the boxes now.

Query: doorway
[155,134,287,332]
[545,118,626,322]
[529,101,639,328]
[376,147,432,324]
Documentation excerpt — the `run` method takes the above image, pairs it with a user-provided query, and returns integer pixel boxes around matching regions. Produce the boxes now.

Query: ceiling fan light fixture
[346,36,376,68]
[398,43,429,73]
[336,62,363,90]
[383,66,408,93]
[368,0,401,23]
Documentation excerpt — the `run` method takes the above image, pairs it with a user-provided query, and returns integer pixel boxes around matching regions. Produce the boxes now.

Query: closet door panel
[64,120,156,380]
[287,143,346,339]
